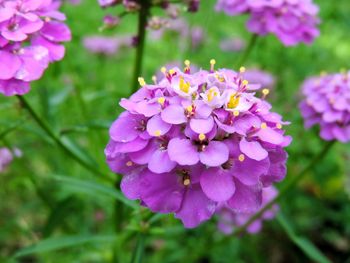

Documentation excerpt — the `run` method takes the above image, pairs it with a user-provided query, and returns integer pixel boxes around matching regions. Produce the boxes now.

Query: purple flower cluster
[0,148,13,172]
[216,0,320,46]
[300,71,350,143]
[0,0,71,96]
[83,35,133,55]
[105,61,291,228]
[216,186,278,234]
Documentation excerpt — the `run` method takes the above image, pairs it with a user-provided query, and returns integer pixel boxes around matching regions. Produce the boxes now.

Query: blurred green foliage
[1,0,350,262]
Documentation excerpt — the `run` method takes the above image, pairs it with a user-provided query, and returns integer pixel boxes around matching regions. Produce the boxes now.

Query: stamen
[227,94,240,109]
[161,67,167,74]
[210,59,216,72]
[261,122,267,129]
[238,154,245,162]
[239,66,246,73]
[184,60,190,67]
[186,105,193,113]
[168,69,175,75]
[152,75,157,84]
[157,97,165,105]
[233,110,239,117]
[198,133,206,141]
[138,77,146,86]
[154,130,162,137]
[276,123,282,129]
[242,80,249,86]
[183,177,191,186]
[262,88,269,96]
[126,161,133,167]
[179,76,190,93]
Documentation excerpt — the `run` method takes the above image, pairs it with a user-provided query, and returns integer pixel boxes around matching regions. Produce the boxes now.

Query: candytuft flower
[300,71,350,143]
[216,0,320,46]
[0,0,71,96]
[105,60,291,228]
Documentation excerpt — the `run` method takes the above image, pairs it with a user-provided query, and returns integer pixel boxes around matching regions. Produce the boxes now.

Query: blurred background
[0,0,350,262]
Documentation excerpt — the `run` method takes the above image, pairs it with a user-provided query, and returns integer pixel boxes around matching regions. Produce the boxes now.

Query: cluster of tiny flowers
[216,186,278,234]
[299,71,350,143]
[0,0,71,96]
[98,1,200,31]
[0,147,21,172]
[99,0,199,12]
[105,61,291,228]
[216,0,320,46]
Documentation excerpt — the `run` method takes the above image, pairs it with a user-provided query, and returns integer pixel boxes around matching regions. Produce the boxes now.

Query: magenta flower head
[216,0,320,46]
[105,61,291,228]
[0,0,71,96]
[299,71,350,143]
[216,186,279,234]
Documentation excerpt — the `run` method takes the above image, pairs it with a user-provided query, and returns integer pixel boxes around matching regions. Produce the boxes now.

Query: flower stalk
[131,0,150,94]
[237,34,258,68]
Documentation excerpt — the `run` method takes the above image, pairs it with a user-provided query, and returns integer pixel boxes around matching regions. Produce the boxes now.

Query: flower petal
[161,105,187,124]
[147,114,172,137]
[200,168,235,202]
[167,138,199,165]
[199,141,229,167]
[175,184,216,228]
[239,138,268,161]
[148,150,176,174]
[190,116,214,134]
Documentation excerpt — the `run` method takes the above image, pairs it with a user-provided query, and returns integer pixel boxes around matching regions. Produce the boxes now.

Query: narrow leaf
[53,174,137,209]
[277,213,331,263]
[14,234,117,258]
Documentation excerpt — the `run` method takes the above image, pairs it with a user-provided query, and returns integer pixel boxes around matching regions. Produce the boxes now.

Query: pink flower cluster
[0,0,71,96]
[105,61,291,228]
[216,186,278,234]
[300,71,350,143]
[216,0,320,46]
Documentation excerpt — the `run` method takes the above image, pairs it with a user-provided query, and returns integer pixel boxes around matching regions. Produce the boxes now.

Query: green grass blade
[277,213,331,263]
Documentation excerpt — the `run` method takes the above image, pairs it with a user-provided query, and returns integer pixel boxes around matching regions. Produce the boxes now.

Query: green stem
[16,95,114,184]
[231,140,336,236]
[236,34,258,68]
[130,234,145,263]
[131,0,150,94]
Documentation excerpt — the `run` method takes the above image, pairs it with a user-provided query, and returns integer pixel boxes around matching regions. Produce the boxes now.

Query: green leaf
[13,234,117,258]
[277,213,331,263]
[53,174,137,209]
[60,136,99,167]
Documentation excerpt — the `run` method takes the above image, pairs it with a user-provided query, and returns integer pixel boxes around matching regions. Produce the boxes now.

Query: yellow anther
[154,130,162,137]
[242,80,249,86]
[238,154,245,162]
[262,89,270,96]
[261,122,267,129]
[183,178,191,186]
[320,71,327,77]
[233,110,239,117]
[239,66,246,73]
[186,105,193,112]
[184,60,190,67]
[276,123,282,129]
[227,94,240,109]
[157,97,165,105]
[126,161,133,167]
[138,77,146,86]
[152,75,157,83]
[169,69,176,75]
[161,67,167,73]
[210,59,216,65]
[44,17,51,22]
[179,76,190,93]
[199,133,206,141]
